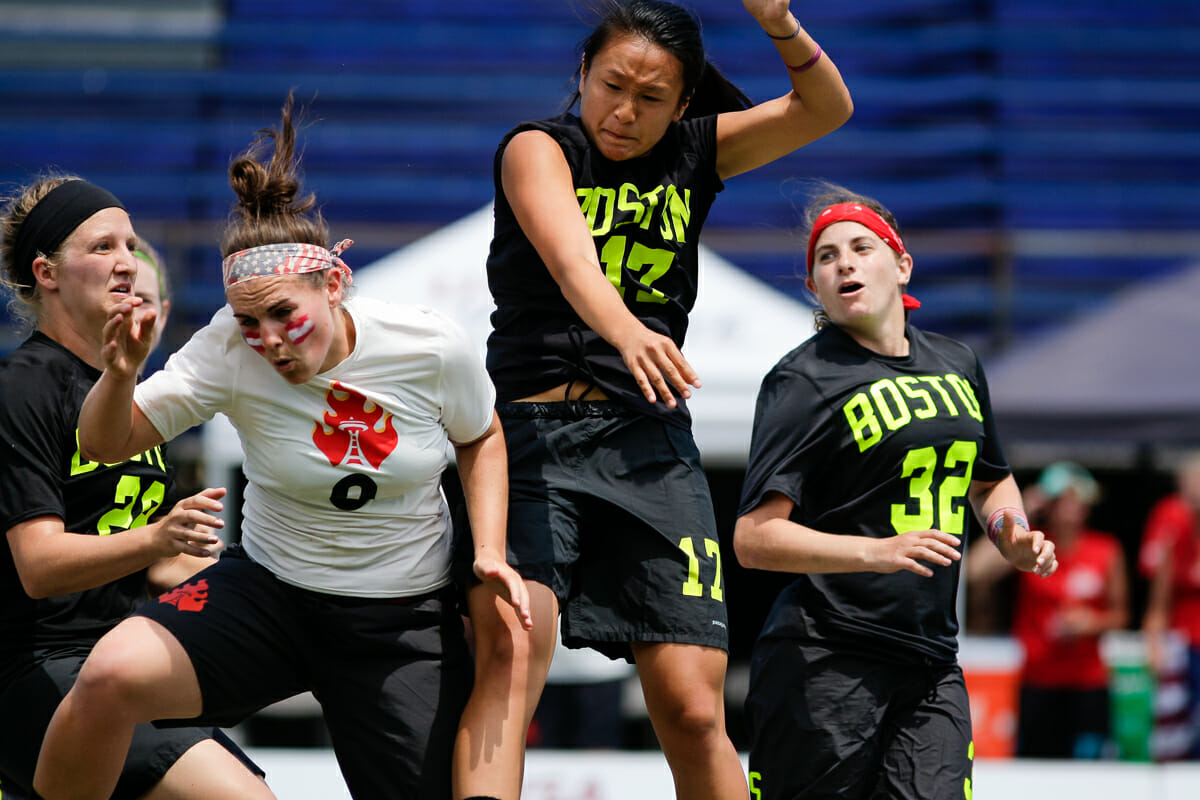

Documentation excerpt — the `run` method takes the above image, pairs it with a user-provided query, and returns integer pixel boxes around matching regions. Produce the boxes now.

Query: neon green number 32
[890,441,976,535]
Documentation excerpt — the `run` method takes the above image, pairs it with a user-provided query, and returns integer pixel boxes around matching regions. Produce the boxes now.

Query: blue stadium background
[3,0,1199,369]
[3,0,1200,758]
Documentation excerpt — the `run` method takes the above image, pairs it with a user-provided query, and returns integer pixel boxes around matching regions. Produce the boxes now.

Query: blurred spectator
[1140,452,1200,758]
[969,461,1128,758]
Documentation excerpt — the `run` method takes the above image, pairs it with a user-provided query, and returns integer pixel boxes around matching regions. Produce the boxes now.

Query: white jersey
[135,296,495,597]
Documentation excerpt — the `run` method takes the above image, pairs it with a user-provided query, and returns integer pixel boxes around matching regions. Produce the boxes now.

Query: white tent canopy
[203,204,815,492]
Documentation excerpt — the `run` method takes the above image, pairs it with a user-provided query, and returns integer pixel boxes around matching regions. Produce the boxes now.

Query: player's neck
[843,315,908,357]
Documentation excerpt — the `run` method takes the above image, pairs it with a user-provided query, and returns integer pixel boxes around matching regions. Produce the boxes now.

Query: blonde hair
[0,173,83,328]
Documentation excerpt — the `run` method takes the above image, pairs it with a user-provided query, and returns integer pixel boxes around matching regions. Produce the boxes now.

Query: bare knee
[71,651,144,724]
[469,584,557,675]
[635,644,729,746]
[651,686,723,741]
[72,621,187,719]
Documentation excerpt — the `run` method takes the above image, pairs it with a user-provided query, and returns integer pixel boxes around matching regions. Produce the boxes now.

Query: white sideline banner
[245,748,1200,800]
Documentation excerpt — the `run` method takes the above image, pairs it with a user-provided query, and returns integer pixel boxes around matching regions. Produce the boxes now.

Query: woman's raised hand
[100,297,156,379]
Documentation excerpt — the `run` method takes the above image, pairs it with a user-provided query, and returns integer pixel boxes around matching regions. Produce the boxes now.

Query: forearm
[734,515,873,574]
[761,12,853,127]
[553,256,650,351]
[1142,563,1173,633]
[7,519,164,598]
[454,415,509,561]
[79,369,143,462]
[1099,606,1130,632]
[970,475,1027,554]
[970,474,1024,526]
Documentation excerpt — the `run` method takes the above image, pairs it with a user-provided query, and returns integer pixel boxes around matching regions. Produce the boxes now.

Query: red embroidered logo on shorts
[158,579,209,612]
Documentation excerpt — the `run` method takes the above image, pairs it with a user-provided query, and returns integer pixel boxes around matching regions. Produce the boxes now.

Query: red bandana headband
[222,239,354,288]
[807,203,920,310]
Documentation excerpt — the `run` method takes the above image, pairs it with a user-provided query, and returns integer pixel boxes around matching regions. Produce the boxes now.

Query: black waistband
[497,400,639,420]
[317,584,451,608]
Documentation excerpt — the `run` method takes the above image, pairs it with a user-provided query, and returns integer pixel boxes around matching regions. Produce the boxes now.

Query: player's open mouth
[838,282,863,294]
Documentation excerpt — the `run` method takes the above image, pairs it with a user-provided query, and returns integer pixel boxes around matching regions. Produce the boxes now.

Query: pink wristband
[787,45,823,73]
[986,506,1028,546]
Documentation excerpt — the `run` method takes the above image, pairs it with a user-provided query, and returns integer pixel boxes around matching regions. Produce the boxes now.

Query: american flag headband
[221,239,354,288]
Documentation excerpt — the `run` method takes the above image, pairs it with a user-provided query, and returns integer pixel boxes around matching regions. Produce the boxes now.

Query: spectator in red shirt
[969,461,1128,758]
[1141,453,1200,758]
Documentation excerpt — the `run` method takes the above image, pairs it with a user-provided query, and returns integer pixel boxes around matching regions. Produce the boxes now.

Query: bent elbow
[733,520,765,570]
[78,442,106,463]
[79,434,125,465]
[19,571,56,600]
[824,93,854,133]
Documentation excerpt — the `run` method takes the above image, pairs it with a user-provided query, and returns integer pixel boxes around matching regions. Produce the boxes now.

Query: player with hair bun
[34,95,529,800]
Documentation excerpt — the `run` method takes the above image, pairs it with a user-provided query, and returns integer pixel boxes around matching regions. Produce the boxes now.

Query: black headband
[12,180,125,275]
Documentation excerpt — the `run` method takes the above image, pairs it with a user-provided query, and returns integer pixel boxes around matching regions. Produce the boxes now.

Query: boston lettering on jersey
[576,183,693,307]
[576,183,692,242]
[842,372,984,453]
[69,429,167,476]
[485,113,720,425]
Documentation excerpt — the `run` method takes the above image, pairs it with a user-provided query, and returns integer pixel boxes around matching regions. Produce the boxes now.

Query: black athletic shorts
[0,653,261,800]
[456,401,728,662]
[744,637,974,800]
[136,545,472,800]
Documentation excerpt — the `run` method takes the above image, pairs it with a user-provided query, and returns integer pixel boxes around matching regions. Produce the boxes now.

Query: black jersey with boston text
[0,333,175,686]
[485,112,723,428]
[739,324,1010,663]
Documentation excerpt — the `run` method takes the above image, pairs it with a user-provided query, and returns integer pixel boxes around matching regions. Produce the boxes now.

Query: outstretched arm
[454,412,532,630]
[79,298,166,462]
[6,487,225,598]
[715,1,854,179]
[734,491,963,577]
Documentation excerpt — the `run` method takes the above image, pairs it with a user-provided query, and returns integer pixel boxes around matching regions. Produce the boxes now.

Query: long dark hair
[569,0,751,118]
[221,92,329,258]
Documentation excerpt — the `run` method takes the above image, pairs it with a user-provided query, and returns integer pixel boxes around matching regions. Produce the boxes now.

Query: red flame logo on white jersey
[312,382,398,469]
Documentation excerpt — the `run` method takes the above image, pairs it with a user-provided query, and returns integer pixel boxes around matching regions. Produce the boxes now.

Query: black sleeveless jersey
[485,112,723,427]
[738,324,1010,663]
[0,333,175,686]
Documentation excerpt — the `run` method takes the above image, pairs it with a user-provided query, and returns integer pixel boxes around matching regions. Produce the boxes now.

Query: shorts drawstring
[565,324,601,415]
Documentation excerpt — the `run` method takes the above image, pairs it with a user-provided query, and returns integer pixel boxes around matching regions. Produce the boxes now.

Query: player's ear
[31,255,57,290]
